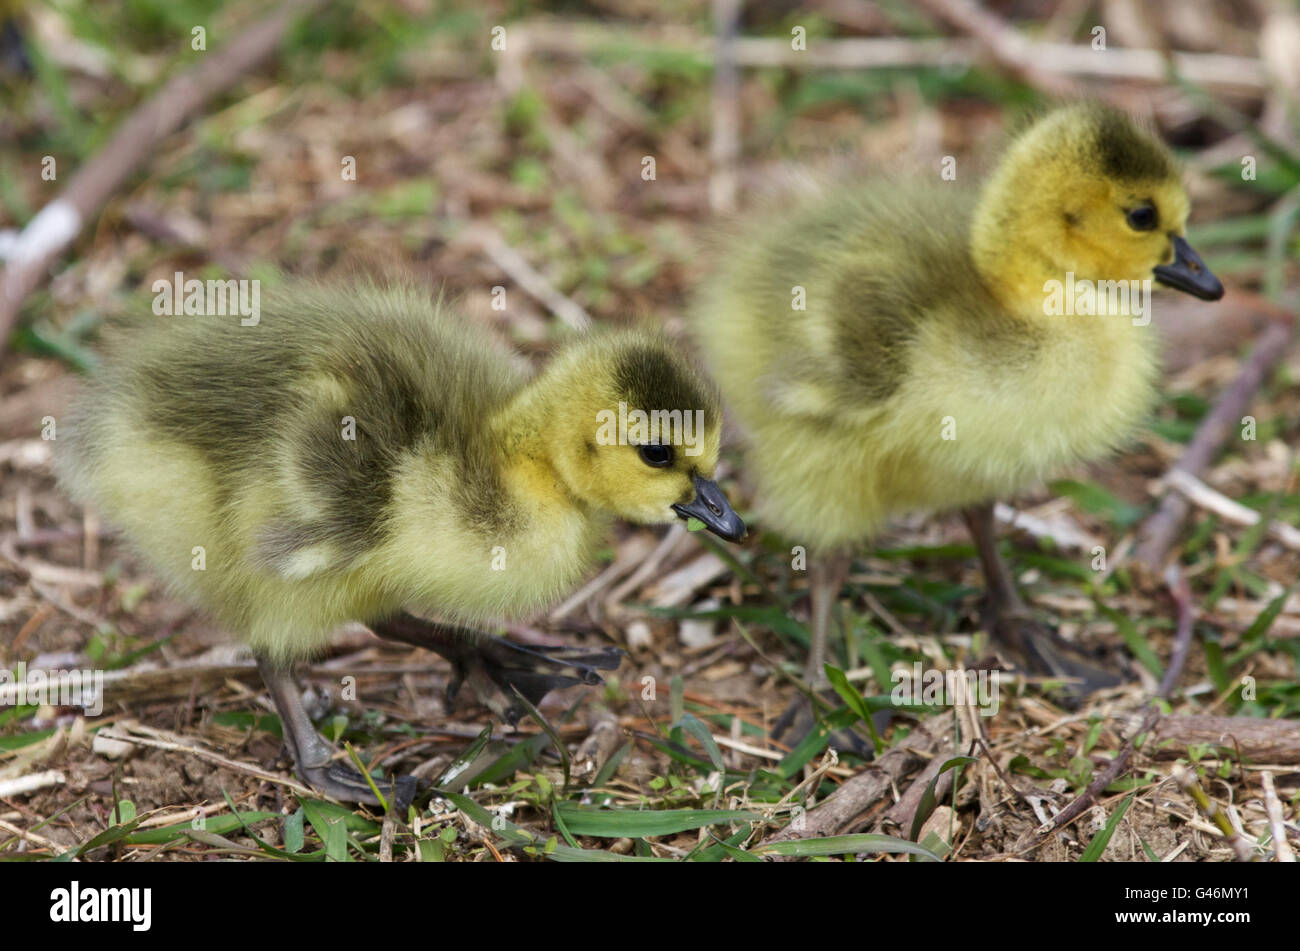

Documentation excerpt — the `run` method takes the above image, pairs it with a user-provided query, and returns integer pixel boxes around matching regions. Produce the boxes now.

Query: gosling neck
[969,191,1070,318]
[970,201,1153,335]
[488,370,592,517]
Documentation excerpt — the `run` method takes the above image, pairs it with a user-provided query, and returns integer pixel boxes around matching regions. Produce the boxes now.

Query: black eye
[638,444,673,468]
[1126,206,1158,231]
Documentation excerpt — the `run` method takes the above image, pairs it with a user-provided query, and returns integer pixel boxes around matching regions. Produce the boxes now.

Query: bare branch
[0,0,326,352]
[1136,318,1295,571]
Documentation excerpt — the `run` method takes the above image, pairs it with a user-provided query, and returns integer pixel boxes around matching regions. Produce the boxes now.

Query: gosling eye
[1126,205,1158,232]
[637,444,674,468]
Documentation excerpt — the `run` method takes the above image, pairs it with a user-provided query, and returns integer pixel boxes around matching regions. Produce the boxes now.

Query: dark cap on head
[1088,105,1177,182]
[612,342,719,417]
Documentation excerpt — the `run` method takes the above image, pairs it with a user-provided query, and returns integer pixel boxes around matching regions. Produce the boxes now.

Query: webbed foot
[448,638,626,725]
[256,655,421,810]
[771,691,881,760]
[296,762,420,811]
[982,606,1125,704]
[962,502,1127,705]
[369,613,624,725]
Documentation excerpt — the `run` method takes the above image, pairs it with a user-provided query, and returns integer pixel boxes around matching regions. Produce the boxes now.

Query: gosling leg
[961,501,1122,695]
[772,550,872,756]
[807,549,852,686]
[369,613,623,725]
[255,656,418,809]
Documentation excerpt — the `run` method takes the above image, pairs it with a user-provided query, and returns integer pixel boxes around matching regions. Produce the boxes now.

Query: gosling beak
[1154,235,1224,301]
[672,474,746,542]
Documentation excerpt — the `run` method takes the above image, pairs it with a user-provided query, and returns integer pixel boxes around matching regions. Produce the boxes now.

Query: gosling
[58,279,745,807]
[691,103,1223,708]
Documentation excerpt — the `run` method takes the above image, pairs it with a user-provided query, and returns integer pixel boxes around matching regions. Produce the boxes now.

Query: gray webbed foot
[982,606,1125,705]
[295,761,419,811]
[448,638,625,725]
[369,613,624,725]
[257,655,421,810]
[770,692,881,760]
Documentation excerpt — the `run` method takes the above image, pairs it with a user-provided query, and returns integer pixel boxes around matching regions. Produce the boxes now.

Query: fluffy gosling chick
[58,280,744,806]
[692,104,1222,701]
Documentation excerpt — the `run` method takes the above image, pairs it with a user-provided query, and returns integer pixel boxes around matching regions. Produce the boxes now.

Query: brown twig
[96,723,317,799]
[0,0,325,353]
[1038,564,1198,836]
[459,224,592,332]
[880,739,957,833]
[758,712,955,851]
[1136,318,1296,571]
[1130,715,1300,764]
[573,705,622,781]
[1158,564,1196,700]
[974,733,1035,814]
[911,0,1081,97]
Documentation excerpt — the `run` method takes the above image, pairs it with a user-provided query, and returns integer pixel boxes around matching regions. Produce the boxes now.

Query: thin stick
[881,741,955,833]
[994,502,1101,552]
[463,225,592,331]
[0,0,325,352]
[509,22,1268,91]
[1136,319,1295,571]
[709,0,741,214]
[1157,565,1196,701]
[0,817,67,854]
[912,0,1079,97]
[1261,772,1295,862]
[974,733,1035,814]
[1164,469,1300,551]
[0,770,66,799]
[1173,766,1256,861]
[573,705,623,779]
[1038,565,1197,837]
[759,712,954,850]
[605,523,689,609]
[548,534,655,623]
[97,725,317,799]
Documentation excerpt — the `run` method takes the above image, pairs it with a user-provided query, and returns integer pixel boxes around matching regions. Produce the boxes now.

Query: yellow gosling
[59,279,745,805]
[691,104,1223,717]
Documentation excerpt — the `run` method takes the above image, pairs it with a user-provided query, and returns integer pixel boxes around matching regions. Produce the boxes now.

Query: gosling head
[520,331,746,542]
[972,103,1224,308]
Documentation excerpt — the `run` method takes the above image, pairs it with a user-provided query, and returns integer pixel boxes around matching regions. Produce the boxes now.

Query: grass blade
[1079,793,1135,862]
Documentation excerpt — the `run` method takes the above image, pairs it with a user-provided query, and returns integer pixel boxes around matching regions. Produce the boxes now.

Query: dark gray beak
[672,474,746,542]
[1154,235,1224,301]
